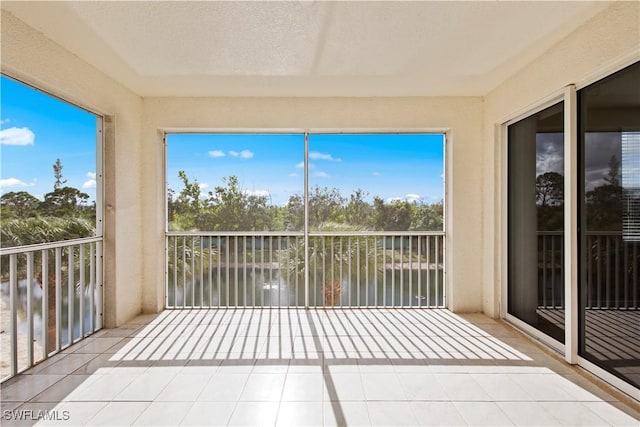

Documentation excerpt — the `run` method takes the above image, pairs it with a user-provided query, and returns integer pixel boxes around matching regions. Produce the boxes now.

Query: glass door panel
[508,102,565,343]
[579,61,640,388]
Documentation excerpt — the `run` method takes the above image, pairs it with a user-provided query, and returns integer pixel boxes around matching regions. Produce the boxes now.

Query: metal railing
[0,237,103,381]
[538,231,639,309]
[166,232,445,308]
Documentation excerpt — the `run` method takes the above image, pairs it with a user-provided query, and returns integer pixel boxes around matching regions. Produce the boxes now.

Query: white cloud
[288,173,298,177]
[86,172,96,179]
[229,149,254,159]
[309,151,341,162]
[208,150,225,158]
[0,177,32,188]
[1,118,11,125]
[198,183,209,189]
[0,127,35,146]
[314,171,330,178]
[372,172,381,176]
[82,179,97,189]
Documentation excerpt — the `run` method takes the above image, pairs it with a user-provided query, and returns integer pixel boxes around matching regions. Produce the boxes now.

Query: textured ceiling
[2,1,609,97]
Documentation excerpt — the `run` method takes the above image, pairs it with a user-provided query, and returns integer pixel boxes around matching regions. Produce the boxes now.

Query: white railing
[0,237,103,381]
[166,232,445,308]
[538,232,639,309]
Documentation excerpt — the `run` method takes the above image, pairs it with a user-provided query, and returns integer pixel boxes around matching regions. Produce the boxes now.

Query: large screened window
[0,76,103,380]
[165,133,445,309]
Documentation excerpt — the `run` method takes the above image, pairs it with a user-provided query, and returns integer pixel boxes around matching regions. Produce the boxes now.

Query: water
[168,268,445,308]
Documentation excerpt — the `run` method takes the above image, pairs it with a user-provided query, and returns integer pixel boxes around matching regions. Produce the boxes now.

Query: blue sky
[168,133,444,206]
[1,76,97,201]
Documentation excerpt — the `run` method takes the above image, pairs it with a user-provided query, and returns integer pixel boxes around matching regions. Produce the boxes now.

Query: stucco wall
[1,11,144,327]
[141,97,485,313]
[482,2,640,317]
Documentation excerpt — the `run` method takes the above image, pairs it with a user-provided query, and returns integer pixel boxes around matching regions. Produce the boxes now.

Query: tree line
[168,171,444,232]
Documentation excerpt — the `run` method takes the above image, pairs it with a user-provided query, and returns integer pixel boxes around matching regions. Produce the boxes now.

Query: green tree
[345,189,373,228]
[410,201,444,231]
[284,194,304,231]
[206,175,273,231]
[0,191,40,218]
[373,197,412,231]
[40,187,90,217]
[170,170,203,230]
[309,186,345,229]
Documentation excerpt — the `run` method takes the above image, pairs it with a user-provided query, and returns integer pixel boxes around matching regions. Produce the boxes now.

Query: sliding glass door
[507,61,640,392]
[508,102,565,343]
[579,61,640,388]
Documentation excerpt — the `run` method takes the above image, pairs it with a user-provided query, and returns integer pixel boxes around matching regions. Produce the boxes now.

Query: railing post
[26,252,34,367]
[9,254,18,376]
[304,132,310,308]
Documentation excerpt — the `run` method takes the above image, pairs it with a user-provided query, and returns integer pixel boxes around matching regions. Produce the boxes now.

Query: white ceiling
[2,1,609,97]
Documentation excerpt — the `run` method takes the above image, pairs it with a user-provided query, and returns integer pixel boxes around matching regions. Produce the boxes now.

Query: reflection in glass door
[508,102,565,343]
[579,61,640,388]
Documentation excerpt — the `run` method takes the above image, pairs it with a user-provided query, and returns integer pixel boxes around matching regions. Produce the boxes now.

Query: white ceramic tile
[509,374,580,402]
[434,373,493,401]
[5,403,63,427]
[85,402,150,426]
[32,375,91,402]
[30,354,99,375]
[367,401,420,426]
[397,373,448,401]
[239,373,286,401]
[540,402,612,426]
[114,372,176,401]
[453,402,515,426]
[36,402,108,426]
[324,401,371,426]
[281,373,325,401]
[361,373,407,401]
[251,360,289,374]
[71,337,125,354]
[198,373,249,401]
[471,373,534,401]
[131,402,192,426]
[155,373,211,401]
[1,375,65,402]
[497,401,563,426]
[410,401,468,426]
[70,353,119,375]
[68,373,135,401]
[582,401,640,427]
[228,401,279,426]
[178,402,235,426]
[325,373,365,401]
[276,401,324,426]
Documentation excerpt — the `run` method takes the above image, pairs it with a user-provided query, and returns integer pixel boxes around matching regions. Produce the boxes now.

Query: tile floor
[1,309,638,426]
